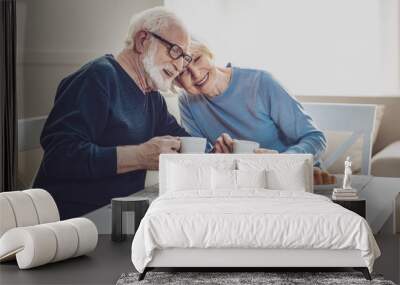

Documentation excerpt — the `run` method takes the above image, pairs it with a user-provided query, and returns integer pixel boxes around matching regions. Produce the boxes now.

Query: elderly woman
[177,40,335,184]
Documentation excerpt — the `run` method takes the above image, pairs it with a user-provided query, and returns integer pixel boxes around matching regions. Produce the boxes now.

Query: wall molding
[17,49,111,66]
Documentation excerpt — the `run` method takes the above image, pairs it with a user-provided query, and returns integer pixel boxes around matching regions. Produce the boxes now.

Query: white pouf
[42,221,79,262]
[66,218,98,257]
[1,191,39,227]
[0,189,98,269]
[0,226,57,268]
[24,189,60,223]
[0,218,98,269]
[0,196,17,237]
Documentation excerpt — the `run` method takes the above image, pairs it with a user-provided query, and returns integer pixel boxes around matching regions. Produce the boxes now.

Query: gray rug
[116,271,396,285]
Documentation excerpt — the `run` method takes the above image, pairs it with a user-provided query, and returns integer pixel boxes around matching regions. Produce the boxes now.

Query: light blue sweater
[178,66,327,159]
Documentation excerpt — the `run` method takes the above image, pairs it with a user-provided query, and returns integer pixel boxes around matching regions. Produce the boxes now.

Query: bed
[131,154,380,280]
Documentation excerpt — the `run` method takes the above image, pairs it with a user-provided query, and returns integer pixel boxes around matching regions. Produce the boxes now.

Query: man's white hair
[124,7,185,49]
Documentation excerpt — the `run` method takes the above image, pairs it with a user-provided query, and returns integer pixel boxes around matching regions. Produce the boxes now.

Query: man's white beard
[142,41,173,92]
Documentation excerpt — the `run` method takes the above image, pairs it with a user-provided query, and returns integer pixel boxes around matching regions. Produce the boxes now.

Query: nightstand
[111,197,150,242]
[111,184,159,242]
[332,199,366,218]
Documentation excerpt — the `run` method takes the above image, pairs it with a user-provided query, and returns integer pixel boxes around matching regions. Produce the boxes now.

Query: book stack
[332,188,359,200]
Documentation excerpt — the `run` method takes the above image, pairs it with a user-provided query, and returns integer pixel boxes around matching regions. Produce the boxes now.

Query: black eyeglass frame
[148,32,192,66]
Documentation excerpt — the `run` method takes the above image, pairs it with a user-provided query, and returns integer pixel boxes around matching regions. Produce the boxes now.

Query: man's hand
[313,167,337,185]
[137,136,181,170]
[214,133,234,153]
[117,136,180,173]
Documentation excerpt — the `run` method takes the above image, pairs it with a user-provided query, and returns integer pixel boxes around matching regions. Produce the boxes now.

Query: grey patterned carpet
[116,271,396,285]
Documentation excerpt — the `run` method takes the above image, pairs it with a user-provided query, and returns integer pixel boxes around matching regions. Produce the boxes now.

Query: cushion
[165,157,236,193]
[371,141,400,177]
[266,167,307,191]
[322,104,385,174]
[212,168,236,190]
[237,158,309,191]
[211,169,268,191]
[236,169,268,188]
[167,162,212,191]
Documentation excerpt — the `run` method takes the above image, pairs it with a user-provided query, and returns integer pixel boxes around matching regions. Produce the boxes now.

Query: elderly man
[33,7,193,219]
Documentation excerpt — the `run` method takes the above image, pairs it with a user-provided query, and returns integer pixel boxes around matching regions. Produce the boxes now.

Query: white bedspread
[131,190,380,273]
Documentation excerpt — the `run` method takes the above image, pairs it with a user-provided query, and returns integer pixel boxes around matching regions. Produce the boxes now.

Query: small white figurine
[342,156,352,190]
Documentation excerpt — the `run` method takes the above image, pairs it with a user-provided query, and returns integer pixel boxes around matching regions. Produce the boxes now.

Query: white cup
[233,139,260,154]
[179,137,207,153]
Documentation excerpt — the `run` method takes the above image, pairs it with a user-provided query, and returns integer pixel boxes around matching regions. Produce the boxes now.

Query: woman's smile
[194,72,209,87]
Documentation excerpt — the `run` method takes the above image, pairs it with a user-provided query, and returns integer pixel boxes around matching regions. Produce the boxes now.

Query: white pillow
[168,162,212,192]
[236,169,268,189]
[211,169,268,191]
[212,168,236,190]
[266,167,307,191]
[237,158,308,191]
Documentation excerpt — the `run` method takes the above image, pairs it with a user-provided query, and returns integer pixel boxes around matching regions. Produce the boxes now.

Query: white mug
[179,137,207,153]
[233,139,260,154]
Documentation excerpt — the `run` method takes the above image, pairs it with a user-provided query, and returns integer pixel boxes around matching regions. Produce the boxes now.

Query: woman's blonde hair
[190,39,214,60]
[171,38,214,94]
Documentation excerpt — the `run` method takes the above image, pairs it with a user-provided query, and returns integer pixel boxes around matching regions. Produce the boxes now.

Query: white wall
[166,0,400,97]
[16,0,163,187]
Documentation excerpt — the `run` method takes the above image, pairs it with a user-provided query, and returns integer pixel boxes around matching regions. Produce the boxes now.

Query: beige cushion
[164,93,181,122]
[371,141,400,177]
[322,105,385,174]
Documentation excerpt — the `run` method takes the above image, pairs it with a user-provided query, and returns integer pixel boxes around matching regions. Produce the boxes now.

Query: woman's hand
[313,167,337,185]
[214,133,234,153]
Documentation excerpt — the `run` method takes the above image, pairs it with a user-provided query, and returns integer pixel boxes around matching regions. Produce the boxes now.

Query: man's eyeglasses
[148,32,192,67]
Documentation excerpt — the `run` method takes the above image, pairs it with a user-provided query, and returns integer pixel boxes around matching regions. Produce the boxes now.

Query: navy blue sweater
[33,55,188,219]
